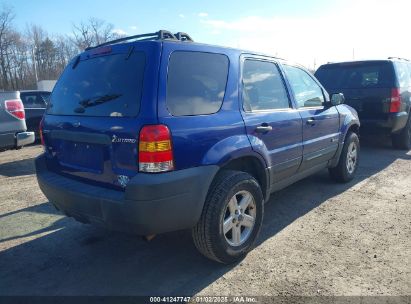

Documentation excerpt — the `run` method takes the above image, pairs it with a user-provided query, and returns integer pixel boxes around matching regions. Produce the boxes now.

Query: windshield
[47,52,145,117]
[315,62,395,90]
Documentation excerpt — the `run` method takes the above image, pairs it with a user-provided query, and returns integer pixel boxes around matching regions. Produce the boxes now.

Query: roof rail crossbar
[388,56,409,61]
[158,30,177,40]
[85,30,186,51]
[174,32,194,42]
[86,32,159,50]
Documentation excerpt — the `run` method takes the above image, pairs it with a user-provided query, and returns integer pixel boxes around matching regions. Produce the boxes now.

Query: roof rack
[388,57,409,61]
[174,32,193,42]
[85,30,194,51]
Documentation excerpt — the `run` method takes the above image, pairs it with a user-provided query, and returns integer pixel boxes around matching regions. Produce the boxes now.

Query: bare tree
[71,18,120,50]
[0,4,15,89]
[54,34,78,69]
[0,5,122,90]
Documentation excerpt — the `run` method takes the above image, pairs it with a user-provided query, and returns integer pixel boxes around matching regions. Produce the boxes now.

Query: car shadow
[0,140,409,296]
[0,203,64,243]
[0,157,36,177]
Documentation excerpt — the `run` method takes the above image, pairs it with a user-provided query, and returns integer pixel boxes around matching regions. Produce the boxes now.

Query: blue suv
[36,30,360,263]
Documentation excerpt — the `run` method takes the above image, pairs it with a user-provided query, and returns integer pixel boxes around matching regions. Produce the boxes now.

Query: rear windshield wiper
[74,94,122,113]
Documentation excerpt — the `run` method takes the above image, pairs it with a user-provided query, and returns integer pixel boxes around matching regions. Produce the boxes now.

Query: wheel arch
[329,121,360,168]
[216,155,270,202]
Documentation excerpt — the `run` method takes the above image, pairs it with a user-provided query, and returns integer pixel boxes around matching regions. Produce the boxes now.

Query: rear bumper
[0,131,35,149]
[16,131,35,146]
[35,154,218,235]
[361,112,408,133]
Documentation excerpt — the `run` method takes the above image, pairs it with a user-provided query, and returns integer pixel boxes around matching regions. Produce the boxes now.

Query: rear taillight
[138,125,174,173]
[5,99,25,120]
[390,88,401,113]
[39,117,45,146]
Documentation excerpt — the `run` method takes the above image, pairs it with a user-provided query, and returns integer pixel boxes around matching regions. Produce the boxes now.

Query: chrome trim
[16,132,35,147]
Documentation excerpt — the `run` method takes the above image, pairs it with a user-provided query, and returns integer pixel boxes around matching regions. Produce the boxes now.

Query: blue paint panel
[242,110,303,167]
[298,106,340,155]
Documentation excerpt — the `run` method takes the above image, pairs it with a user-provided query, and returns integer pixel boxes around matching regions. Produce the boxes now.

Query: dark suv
[35,30,360,263]
[315,58,411,149]
[20,90,50,137]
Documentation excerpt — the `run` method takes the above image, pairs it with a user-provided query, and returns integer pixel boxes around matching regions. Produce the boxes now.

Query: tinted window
[47,52,145,117]
[315,62,395,90]
[167,52,228,116]
[394,61,411,88]
[21,93,46,108]
[242,60,289,111]
[284,65,324,108]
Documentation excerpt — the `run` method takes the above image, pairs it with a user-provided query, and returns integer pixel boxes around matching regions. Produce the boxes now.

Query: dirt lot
[0,140,410,297]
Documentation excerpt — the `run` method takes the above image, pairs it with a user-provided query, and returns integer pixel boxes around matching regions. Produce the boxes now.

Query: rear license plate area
[58,141,104,173]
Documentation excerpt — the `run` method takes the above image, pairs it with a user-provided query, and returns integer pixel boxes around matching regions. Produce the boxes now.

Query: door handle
[306,118,316,126]
[255,124,273,133]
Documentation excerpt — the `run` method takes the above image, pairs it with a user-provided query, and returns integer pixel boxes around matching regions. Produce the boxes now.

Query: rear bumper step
[35,154,218,235]
[16,131,35,147]
[360,111,408,133]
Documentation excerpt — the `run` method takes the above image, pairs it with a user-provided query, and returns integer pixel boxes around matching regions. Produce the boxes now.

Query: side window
[409,63,411,87]
[283,65,324,108]
[166,51,229,116]
[395,62,411,88]
[242,60,290,111]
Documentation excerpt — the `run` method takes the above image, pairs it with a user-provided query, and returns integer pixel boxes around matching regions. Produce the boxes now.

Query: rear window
[315,62,395,90]
[21,92,48,108]
[47,52,145,117]
[166,51,229,116]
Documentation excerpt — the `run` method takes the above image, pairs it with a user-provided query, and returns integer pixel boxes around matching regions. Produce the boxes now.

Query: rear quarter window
[166,51,229,116]
[394,61,411,88]
[47,52,145,117]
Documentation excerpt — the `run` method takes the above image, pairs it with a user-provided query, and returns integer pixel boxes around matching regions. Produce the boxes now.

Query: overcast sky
[5,0,411,69]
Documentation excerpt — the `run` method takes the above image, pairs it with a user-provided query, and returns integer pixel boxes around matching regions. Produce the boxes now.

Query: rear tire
[192,170,264,264]
[392,114,411,150]
[329,131,360,183]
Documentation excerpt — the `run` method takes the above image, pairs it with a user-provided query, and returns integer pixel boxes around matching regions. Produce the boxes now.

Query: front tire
[392,114,411,150]
[329,131,360,183]
[192,170,264,264]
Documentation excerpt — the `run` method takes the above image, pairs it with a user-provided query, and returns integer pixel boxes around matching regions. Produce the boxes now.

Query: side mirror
[330,93,345,106]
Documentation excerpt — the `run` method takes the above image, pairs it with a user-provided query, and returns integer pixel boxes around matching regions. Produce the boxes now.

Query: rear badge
[117,175,130,188]
[112,135,136,144]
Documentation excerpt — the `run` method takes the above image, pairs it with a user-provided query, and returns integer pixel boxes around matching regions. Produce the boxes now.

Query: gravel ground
[0,140,410,297]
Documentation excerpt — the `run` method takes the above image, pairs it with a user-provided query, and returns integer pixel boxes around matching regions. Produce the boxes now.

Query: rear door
[240,57,303,184]
[315,61,395,120]
[43,42,160,190]
[283,65,340,171]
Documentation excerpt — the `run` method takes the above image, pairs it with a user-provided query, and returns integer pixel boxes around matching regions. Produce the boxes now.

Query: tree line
[0,4,122,91]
